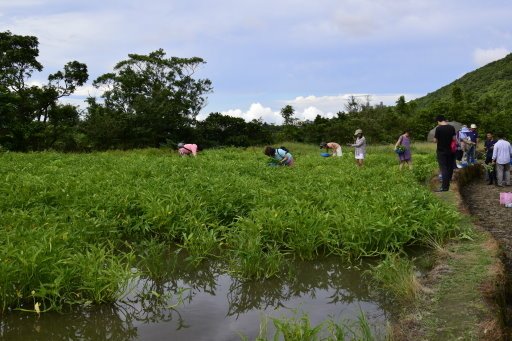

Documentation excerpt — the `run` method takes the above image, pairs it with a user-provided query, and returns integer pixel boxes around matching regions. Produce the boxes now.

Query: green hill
[413,53,512,111]
[407,53,512,137]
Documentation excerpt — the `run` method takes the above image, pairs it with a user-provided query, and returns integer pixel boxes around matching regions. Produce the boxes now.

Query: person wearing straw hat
[347,129,366,167]
[466,123,479,164]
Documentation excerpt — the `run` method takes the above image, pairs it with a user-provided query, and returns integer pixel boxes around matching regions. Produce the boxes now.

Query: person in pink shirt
[320,142,342,157]
[177,143,200,156]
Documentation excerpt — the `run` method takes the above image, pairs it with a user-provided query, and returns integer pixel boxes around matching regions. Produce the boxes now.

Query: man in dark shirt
[433,115,456,191]
[484,132,497,184]
[466,124,479,163]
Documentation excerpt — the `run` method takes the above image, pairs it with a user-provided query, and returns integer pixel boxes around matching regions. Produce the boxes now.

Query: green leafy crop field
[0,143,462,312]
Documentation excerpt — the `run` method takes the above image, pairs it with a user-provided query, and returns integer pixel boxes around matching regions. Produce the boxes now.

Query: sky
[1,0,511,124]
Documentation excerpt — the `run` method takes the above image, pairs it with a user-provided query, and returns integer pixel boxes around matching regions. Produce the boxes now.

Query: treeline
[1,31,510,152]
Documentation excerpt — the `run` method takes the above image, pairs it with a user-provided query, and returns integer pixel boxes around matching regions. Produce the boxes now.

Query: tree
[0,31,88,150]
[197,113,248,147]
[0,31,42,92]
[90,49,212,148]
[395,96,410,116]
[280,105,296,125]
[344,95,361,114]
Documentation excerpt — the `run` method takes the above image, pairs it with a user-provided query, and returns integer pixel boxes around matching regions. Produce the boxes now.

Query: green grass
[367,253,421,303]
[422,231,500,340]
[0,143,464,312]
[243,309,382,340]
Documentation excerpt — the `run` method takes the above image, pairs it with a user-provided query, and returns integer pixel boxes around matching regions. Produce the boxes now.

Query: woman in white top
[348,129,366,167]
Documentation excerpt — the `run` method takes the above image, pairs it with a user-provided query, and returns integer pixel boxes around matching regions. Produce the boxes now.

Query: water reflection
[0,305,138,341]
[225,259,373,317]
[1,256,388,341]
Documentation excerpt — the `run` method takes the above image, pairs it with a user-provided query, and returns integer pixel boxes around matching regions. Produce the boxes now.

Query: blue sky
[1,0,511,123]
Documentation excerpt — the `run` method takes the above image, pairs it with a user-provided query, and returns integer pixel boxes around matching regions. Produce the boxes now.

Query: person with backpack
[178,143,201,157]
[320,142,342,157]
[264,146,294,166]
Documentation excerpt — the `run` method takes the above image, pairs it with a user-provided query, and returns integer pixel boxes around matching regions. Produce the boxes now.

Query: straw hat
[354,129,363,135]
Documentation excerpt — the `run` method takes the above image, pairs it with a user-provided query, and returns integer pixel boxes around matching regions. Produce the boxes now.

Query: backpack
[276,146,290,158]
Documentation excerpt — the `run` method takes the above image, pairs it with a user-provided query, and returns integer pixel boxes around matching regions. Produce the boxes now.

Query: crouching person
[264,146,294,166]
[178,143,201,157]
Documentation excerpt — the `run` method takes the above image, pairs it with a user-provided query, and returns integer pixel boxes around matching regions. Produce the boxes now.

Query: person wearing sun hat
[466,123,479,164]
[320,141,342,157]
[347,129,366,167]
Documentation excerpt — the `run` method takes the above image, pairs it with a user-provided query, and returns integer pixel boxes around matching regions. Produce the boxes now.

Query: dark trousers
[485,157,496,184]
[437,152,455,190]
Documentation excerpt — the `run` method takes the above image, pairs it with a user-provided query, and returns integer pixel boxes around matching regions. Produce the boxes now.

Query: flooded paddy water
[0,256,391,340]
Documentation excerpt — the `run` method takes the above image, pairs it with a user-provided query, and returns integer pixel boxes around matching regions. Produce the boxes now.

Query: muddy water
[0,257,391,340]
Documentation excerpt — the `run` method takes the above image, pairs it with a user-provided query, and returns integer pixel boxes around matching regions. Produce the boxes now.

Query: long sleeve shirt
[492,139,512,164]
[351,137,366,156]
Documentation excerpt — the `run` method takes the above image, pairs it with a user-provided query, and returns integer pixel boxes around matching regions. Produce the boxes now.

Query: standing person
[433,115,456,192]
[466,124,479,164]
[394,130,412,170]
[320,142,342,157]
[458,125,472,164]
[178,143,201,157]
[264,146,294,166]
[484,132,497,185]
[347,129,366,167]
[491,132,512,187]
[454,126,465,167]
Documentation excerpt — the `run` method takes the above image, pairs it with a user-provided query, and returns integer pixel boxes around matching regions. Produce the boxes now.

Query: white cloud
[208,93,422,124]
[283,93,420,114]
[473,48,510,67]
[222,103,282,124]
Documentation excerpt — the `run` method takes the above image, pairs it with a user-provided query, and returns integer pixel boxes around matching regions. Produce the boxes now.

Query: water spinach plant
[0,143,463,313]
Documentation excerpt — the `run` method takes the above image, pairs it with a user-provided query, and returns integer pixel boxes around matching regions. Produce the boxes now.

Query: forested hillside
[410,53,512,136]
[414,53,512,110]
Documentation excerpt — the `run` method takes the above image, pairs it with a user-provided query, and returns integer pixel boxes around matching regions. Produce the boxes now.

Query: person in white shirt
[492,132,512,187]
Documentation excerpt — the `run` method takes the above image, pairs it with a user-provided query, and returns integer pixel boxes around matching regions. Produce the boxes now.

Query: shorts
[335,147,342,157]
[355,153,365,160]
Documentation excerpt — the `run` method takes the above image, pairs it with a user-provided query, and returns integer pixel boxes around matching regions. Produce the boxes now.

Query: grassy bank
[0,143,463,313]
[392,170,505,340]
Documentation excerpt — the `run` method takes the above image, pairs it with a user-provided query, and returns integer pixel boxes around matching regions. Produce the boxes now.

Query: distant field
[0,142,462,312]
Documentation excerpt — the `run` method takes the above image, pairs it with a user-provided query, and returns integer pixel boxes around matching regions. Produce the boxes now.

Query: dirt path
[460,176,512,331]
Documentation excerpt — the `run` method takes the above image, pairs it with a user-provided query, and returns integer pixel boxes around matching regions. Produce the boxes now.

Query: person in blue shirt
[264,146,294,166]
